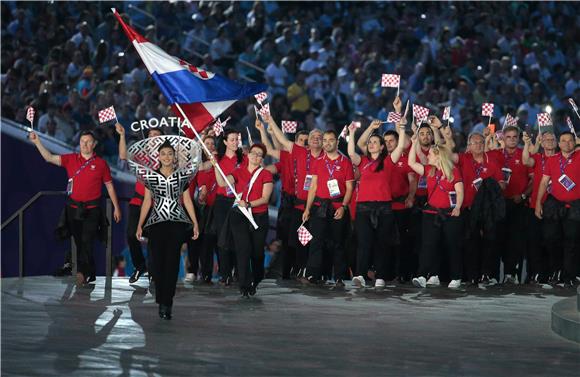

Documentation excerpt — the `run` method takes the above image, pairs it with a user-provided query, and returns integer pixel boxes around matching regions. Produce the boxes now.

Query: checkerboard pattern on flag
[569,98,578,112]
[504,113,519,128]
[281,120,298,133]
[339,125,348,139]
[387,112,402,123]
[98,106,117,124]
[352,121,361,129]
[381,74,400,88]
[442,106,451,121]
[26,107,35,124]
[255,92,268,104]
[537,112,552,127]
[481,103,494,117]
[258,103,270,117]
[213,118,225,136]
[413,104,430,122]
[297,224,313,246]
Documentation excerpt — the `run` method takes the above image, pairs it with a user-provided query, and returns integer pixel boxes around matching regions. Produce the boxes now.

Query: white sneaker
[448,279,462,289]
[412,276,427,288]
[375,279,386,288]
[503,274,518,285]
[352,275,366,288]
[184,273,195,283]
[426,275,440,287]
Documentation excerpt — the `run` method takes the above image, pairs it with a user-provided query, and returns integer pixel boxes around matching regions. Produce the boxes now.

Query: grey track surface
[2,276,579,377]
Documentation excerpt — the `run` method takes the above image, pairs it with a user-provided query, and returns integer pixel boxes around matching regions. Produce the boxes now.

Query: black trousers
[543,216,580,281]
[229,210,269,290]
[66,205,100,277]
[126,204,147,271]
[147,221,188,306]
[418,212,463,280]
[393,209,415,280]
[462,208,498,281]
[497,199,527,276]
[277,195,296,279]
[213,195,236,279]
[354,203,394,280]
[305,206,348,281]
[526,208,549,281]
[289,207,309,275]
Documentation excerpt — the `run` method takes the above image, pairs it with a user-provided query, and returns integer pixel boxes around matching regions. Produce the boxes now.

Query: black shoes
[219,276,232,286]
[159,304,172,320]
[85,275,96,284]
[54,263,72,276]
[249,283,257,296]
[129,269,146,284]
[240,287,250,298]
[148,276,156,296]
[203,276,213,285]
[335,279,345,288]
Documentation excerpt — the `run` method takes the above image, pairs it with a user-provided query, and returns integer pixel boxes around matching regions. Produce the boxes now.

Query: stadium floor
[2,276,579,376]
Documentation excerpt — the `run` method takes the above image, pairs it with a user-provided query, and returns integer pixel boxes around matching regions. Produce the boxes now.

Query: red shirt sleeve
[60,153,73,169]
[101,160,113,184]
[344,158,355,181]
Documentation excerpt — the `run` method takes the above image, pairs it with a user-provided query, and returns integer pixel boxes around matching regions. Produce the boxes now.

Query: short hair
[146,128,164,137]
[503,125,520,135]
[418,123,432,133]
[559,131,575,141]
[295,130,308,141]
[383,130,399,141]
[467,132,484,143]
[249,143,267,157]
[158,139,174,153]
[309,128,323,137]
[323,129,338,139]
[79,130,96,140]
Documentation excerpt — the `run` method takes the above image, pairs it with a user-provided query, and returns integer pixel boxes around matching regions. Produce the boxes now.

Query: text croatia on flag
[112,9,267,137]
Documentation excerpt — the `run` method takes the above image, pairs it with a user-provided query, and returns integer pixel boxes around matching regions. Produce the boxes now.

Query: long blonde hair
[428,143,454,182]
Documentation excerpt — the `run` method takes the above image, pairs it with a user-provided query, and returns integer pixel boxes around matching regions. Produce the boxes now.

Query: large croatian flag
[112,9,267,137]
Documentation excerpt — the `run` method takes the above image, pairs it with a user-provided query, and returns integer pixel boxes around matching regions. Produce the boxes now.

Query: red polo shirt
[543,151,580,203]
[274,150,294,195]
[415,146,431,197]
[390,154,414,210]
[529,153,552,209]
[424,165,462,211]
[61,153,112,204]
[458,152,503,208]
[196,169,218,206]
[291,144,323,210]
[129,181,145,206]
[489,148,529,198]
[216,153,248,198]
[356,155,393,202]
[311,153,354,209]
[231,166,273,214]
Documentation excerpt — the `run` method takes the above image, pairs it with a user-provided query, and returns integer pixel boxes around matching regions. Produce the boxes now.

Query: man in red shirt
[535,132,580,287]
[265,114,324,279]
[257,122,309,279]
[29,130,121,286]
[302,130,354,286]
[488,125,532,284]
[522,131,557,284]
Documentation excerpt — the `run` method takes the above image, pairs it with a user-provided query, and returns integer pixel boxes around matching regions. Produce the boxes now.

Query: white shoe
[375,279,386,288]
[352,275,366,288]
[448,279,461,289]
[184,273,195,283]
[426,275,440,287]
[412,276,426,288]
[503,274,518,285]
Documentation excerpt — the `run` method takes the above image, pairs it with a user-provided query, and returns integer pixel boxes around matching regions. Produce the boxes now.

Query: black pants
[543,216,580,281]
[127,204,147,271]
[527,209,549,281]
[289,207,309,275]
[147,221,188,306]
[462,208,498,281]
[305,206,348,281]
[418,212,463,280]
[66,205,100,277]
[497,199,527,276]
[277,195,295,279]
[213,195,236,279]
[230,210,269,290]
[393,209,415,280]
[354,203,394,280]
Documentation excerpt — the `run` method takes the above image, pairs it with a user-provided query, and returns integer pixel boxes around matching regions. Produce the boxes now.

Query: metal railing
[1,191,117,283]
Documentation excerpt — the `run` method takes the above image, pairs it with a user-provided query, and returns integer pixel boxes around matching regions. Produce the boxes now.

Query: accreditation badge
[327,179,341,198]
[501,167,512,183]
[418,176,427,189]
[472,177,483,191]
[303,174,313,191]
[66,178,73,195]
[558,174,576,191]
[449,191,457,208]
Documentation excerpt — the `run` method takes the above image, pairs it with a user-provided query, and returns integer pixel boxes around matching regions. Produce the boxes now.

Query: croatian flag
[112,9,267,138]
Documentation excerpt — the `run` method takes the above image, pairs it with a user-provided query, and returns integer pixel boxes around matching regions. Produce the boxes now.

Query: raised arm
[407,136,425,176]
[356,120,381,152]
[255,117,280,159]
[348,125,361,166]
[28,131,61,166]
[522,132,536,168]
[263,114,293,152]
[389,120,408,164]
[115,123,127,160]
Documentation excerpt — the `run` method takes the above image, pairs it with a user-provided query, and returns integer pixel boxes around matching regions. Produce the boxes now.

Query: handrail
[1,191,65,230]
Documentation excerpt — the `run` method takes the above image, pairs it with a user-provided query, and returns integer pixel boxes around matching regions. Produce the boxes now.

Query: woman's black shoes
[159,304,172,320]
[129,269,146,284]
[249,283,257,296]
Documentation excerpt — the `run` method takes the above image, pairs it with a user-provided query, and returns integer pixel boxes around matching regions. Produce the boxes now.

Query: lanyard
[540,154,548,174]
[472,159,484,178]
[559,152,574,175]
[362,157,378,171]
[503,149,515,168]
[325,156,341,179]
[71,156,95,180]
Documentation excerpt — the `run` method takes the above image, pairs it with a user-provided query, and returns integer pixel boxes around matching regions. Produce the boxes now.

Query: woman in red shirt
[213,144,273,297]
[408,135,464,289]
[347,119,407,288]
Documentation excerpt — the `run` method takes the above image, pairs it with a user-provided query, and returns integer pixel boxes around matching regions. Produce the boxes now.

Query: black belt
[424,204,453,227]
[67,198,101,220]
[392,195,406,203]
[281,192,296,208]
[133,193,144,201]
[543,195,580,221]
[313,196,343,218]
[356,201,392,229]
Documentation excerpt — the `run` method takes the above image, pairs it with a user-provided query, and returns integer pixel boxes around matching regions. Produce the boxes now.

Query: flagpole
[246,126,253,145]
[174,103,258,229]
[572,108,580,121]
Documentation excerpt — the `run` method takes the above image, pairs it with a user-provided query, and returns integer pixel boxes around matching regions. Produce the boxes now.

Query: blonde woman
[407,130,464,289]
